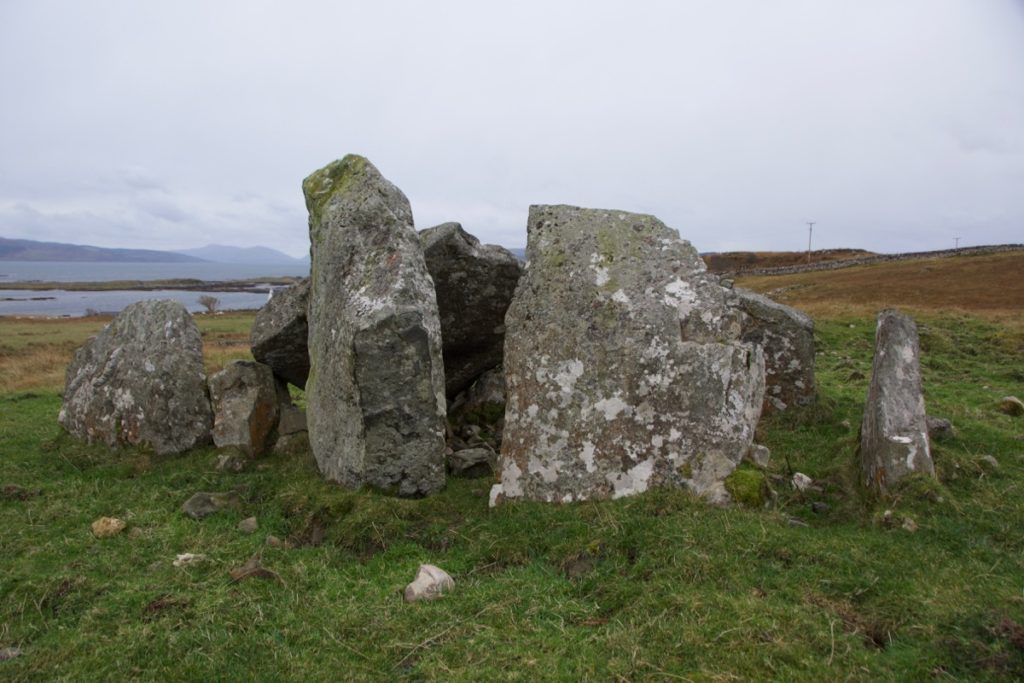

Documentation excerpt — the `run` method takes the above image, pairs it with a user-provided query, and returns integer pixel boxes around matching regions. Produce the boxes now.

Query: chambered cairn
[59,300,213,455]
[303,155,447,496]
[492,205,766,505]
[859,309,934,494]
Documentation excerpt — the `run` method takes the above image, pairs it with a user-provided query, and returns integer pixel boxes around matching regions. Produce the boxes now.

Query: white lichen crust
[493,205,765,506]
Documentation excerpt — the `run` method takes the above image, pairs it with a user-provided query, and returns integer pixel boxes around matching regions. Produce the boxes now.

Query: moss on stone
[302,155,369,230]
[724,468,768,508]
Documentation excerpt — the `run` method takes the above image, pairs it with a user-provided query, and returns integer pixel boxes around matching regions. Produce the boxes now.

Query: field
[1,253,1023,681]
[704,248,875,273]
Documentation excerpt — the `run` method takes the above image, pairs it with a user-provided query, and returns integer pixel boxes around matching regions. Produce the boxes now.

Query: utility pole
[954,237,960,250]
[806,221,816,263]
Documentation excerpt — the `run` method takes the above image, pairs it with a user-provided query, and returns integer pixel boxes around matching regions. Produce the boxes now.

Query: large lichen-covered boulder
[420,223,523,398]
[303,155,446,496]
[59,300,212,455]
[208,360,280,457]
[250,279,310,389]
[733,287,816,413]
[493,205,765,505]
[860,310,934,494]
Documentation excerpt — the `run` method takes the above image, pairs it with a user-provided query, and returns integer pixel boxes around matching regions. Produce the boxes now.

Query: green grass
[1,314,1023,680]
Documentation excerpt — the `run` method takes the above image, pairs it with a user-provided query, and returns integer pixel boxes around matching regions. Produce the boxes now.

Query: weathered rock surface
[59,300,212,455]
[926,416,955,441]
[746,444,771,469]
[250,279,310,389]
[420,223,523,397]
[303,155,446,496]
[448,447,496,478]
[403,564,455,602]
[860,310,934,494]
[209,361,280,457]
[494,205,765,505]
[734,288,815,412]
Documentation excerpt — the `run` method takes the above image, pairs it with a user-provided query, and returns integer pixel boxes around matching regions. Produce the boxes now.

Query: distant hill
[0,237,206,263]
[174,244,305,264]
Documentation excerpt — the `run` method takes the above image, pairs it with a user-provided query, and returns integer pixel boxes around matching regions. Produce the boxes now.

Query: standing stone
[303,155,446,496]
[208,360,280,457]
[59,300,212,455]
[734,288,816,413]
[420,223,523,398]
[250,279,310,389]
[493,205,765,505]
[859,310,934,494]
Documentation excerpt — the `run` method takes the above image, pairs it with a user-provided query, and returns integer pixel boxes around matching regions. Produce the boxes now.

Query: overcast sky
[1,1,1022,258]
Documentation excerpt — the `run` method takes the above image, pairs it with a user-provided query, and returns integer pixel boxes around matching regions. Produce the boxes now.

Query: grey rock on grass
[926,416,955,441]
[403,564,454,602]
[181,491,242,520]
[209,361,280,457]
[304,155,446,496]
[250,279,310,389]
[420,222,523,398]
[494,205,765,505]
[59,300,212,455]
[999,396,1024,416]
[859,310,934,494]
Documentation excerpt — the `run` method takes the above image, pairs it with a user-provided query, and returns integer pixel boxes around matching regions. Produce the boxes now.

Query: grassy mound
[1,309,1023,680]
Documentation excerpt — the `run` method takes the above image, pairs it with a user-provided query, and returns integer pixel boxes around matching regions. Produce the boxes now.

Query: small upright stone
[303,155,446,496]
[208,360,280,457]
[250,279,310,389]
[734,288,816,413]
[420,223,523,397]
[59,300,212,455]
[495,205,765,505]
[860,310,934,494]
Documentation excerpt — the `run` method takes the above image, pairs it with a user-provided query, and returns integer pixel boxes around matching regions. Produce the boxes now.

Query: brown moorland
[736,249,1024,323]
[0,311,254,393]
[704,248,874,273]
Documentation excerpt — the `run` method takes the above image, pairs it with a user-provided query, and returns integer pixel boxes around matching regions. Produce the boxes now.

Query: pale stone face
[860,310,934,494]
[303,155,446,496]
[208,360,280,457]
[59,299,213,455]
[493,205,765,506]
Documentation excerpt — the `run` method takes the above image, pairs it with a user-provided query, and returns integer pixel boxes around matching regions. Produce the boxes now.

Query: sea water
[0,261,306,317]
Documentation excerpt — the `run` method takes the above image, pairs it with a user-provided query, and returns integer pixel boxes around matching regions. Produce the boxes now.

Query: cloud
[0,0,1021,257]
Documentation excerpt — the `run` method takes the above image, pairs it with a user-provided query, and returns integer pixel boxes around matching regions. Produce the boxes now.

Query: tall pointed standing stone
[493,205,765,505]
[303,155,447,496]
[859,309,934,494]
